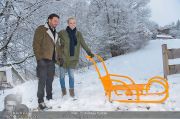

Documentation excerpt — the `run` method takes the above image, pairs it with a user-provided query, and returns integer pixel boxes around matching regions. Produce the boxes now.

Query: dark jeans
[36,59,55,103]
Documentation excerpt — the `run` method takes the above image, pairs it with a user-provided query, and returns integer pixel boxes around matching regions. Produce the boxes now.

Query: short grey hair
[67,17,76,23]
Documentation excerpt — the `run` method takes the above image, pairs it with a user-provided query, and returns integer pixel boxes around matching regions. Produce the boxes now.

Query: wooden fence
[162,44,180,79]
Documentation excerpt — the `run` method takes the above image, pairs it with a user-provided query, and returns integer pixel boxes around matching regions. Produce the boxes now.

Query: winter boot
[69,88,75,97]
[61,88,67,97]
[38,102,47,110]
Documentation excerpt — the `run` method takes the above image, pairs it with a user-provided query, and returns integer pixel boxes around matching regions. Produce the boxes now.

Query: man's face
[48,17,59,28]
[68,19,76,30]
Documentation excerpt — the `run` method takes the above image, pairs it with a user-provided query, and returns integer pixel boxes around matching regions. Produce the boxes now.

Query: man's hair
[67,17,76,23]
[48,13,59,20]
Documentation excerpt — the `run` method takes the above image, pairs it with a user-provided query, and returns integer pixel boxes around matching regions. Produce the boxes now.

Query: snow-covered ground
[0,39,180,111]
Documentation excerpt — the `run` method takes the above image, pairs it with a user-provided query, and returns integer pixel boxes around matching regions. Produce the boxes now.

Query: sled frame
[86,55,169,103]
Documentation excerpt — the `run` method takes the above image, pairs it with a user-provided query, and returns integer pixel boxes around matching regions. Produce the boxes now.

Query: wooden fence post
[162,44,169,80]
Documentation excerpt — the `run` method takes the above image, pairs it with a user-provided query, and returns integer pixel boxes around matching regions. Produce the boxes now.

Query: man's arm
[56,31,65,66]
[57,31,65,58]
[33,27,43,61]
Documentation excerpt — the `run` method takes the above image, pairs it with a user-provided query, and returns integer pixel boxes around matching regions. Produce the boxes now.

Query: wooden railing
[162,44,180,79]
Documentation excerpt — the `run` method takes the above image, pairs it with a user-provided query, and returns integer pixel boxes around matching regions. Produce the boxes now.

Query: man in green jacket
[57,17,94,98]
[33,14,60,110]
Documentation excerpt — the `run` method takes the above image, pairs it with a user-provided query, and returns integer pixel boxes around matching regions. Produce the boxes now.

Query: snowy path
[0,39,180,111]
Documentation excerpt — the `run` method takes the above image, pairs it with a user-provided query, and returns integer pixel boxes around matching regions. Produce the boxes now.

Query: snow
[1,39,180,111]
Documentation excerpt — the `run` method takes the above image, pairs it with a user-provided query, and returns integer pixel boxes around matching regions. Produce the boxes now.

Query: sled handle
[86,55,109,78]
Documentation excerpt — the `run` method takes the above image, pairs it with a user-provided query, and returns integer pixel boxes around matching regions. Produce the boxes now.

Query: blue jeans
[59,67,74,89]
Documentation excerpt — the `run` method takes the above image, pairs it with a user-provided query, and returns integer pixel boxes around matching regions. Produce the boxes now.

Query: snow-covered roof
[157,34,174,39]
[0,66,12,71]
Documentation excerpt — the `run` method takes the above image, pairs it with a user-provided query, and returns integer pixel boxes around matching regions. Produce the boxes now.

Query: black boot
[38,102,47,110]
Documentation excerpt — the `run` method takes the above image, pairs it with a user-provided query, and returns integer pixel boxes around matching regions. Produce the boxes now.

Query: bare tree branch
[5,54,35,66]
[0,16,21,52]
[0,0,48,52]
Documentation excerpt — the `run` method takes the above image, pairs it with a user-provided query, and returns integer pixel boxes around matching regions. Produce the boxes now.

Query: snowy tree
[176,20,180,30]
[87,0,153,57]
[0,0,50,79]
[0,0,157,79]
[169,19,180,38]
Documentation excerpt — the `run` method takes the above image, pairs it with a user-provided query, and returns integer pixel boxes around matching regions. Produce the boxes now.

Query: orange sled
[86,55,169,103]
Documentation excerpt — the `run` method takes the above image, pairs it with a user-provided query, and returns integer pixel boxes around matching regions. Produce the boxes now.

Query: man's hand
[59,58,64,66]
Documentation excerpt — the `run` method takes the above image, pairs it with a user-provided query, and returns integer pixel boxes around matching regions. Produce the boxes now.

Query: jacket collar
[44,23,58,43]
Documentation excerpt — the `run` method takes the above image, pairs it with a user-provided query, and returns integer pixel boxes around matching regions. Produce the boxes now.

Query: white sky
[149,0,180,26]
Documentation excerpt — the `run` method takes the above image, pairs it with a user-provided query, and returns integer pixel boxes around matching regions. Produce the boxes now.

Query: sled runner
[86,55,169,103]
